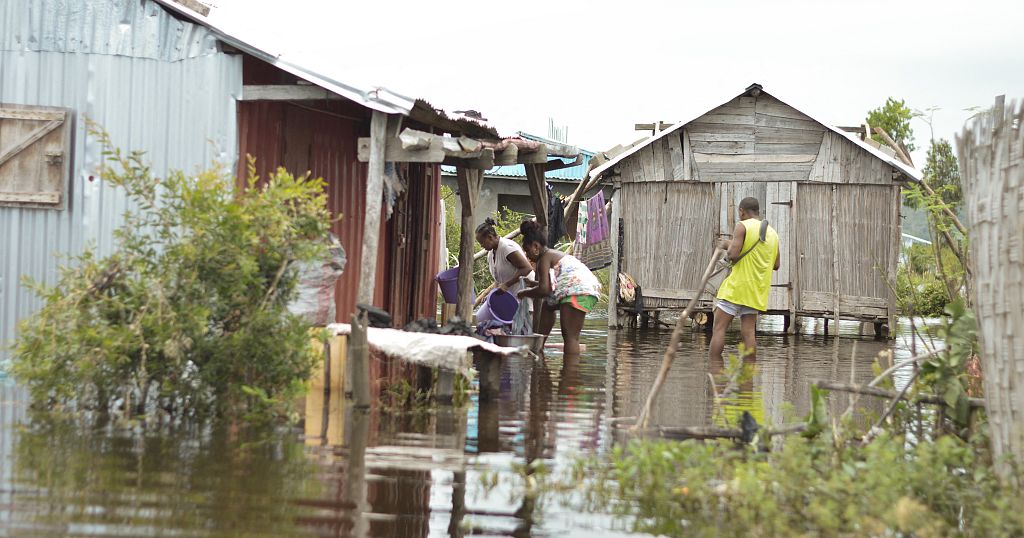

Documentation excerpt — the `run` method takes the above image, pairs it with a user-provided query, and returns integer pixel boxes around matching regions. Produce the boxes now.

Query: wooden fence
[957,95,1024,480]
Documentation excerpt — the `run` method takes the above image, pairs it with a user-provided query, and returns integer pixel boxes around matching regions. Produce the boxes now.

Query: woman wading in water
[516,220,601,355]
[475,217,534,327]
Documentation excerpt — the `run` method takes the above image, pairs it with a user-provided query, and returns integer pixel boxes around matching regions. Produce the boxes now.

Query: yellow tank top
[716,219,780,312]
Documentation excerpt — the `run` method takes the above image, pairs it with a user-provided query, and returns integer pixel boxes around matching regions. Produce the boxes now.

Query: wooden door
[712,181,792,312]
[0,104,72,209]
[764,182,793,311]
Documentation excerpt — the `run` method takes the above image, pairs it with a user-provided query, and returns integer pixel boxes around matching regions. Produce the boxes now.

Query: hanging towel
[573,191,612,270]
[576,201,589,245]
[587,191,609,243]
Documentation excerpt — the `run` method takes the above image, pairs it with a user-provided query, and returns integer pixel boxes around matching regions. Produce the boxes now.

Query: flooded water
[0,316,934,536]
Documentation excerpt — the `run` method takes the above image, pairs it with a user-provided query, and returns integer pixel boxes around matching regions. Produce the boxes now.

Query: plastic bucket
[436,266,473,304]
[475,289,519,324]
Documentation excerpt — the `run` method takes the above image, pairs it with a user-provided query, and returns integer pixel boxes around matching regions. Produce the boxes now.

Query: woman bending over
[475,217,534,326]
[516,220,601,355]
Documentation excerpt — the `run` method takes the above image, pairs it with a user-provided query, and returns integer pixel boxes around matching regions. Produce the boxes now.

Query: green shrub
[517,434,1023,537]
[12,127,333,422]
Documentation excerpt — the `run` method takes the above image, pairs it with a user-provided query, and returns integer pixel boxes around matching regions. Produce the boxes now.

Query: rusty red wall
[237,97,439,326]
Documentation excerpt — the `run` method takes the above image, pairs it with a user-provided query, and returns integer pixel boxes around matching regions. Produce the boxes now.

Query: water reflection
[0,317,930,536]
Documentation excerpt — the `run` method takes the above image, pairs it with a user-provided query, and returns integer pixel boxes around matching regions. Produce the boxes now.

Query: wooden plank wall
[809,132,893,185]
[619,182,717,308]
[835,184,896,314]
[613,90,903,320]
[617,93,895,188]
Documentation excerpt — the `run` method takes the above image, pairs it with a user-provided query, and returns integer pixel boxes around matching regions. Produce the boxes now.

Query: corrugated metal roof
[0,0,220,61]
[440,132,595,181]
[151,0,416,115]
[589,85,922,182]
[0,0,241,358]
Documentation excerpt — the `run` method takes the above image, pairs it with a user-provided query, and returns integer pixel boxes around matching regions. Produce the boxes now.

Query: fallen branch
[655,423,807,440]
[862,368,922,446]
[867,349,939,387]
[813,379,985,408]
[632,247,726,430]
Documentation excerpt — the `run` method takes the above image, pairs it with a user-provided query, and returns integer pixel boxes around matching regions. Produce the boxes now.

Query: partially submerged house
[590,84,921,335]
[0,0,576,351]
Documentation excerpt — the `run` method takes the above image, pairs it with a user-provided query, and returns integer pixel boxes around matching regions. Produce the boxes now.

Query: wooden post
[524,163,548,236]
[343,406,370,537]
[477,350,502,403]
[320,339,331,444]
[357,110,389,306]
[887,184,900,338]
[348,310,371,408]
[830,184,840,335]
[608,191,621,328]
[456,168,483,321]
[436,370,455,404]
[477,397,500,452]
[788,181,800,334]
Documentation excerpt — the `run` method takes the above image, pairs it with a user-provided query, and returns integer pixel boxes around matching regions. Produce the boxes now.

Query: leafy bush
[550,434,1022,537]
[12,128,334,422]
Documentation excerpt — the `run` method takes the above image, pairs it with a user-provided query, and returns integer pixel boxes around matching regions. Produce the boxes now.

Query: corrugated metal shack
[591,84,921,335]
[0,0,578,354]
[0,0,240,353]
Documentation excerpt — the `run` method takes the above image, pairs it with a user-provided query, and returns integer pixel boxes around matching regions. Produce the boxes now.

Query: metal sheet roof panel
[0,0,220,61]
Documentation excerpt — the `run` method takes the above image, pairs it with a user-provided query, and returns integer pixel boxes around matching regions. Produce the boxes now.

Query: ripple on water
[0,317,938,536]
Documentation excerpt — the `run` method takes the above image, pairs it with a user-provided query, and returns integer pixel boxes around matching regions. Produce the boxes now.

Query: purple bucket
[436,266,473,304]
[476,289,519,325]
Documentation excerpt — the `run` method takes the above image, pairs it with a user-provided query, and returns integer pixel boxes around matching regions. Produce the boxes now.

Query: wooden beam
[443,148,494,169]
[240,84,341,101]
[635,121,674,132]
[546,155,582,172]
[170,0,210,16]
[356,110,389,306]
[540,140,579,158]
[524,163,548,232]
[456,168,484,320]
[0,119,63,168]
[0,192,61,204]
[517,143,549,164]
[399,128,432,150]
[492,143,519,166]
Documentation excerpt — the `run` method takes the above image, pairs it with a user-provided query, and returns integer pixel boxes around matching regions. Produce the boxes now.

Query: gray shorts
[715,298,760,318]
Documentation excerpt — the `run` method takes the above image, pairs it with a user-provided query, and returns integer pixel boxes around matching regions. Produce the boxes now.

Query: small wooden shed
[592,84,921,334]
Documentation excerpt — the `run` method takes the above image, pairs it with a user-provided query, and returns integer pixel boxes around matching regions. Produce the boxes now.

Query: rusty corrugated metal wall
[237,68,440,325]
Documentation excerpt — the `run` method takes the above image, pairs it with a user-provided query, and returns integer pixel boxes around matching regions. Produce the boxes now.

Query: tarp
[327,323,522,376]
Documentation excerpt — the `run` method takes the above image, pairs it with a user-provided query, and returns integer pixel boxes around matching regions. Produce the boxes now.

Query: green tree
[919,139,962,211]
[12,126,333,422]
[867,97,916,152]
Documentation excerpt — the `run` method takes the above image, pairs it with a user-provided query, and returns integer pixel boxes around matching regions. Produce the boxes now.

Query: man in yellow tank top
[711,197,780,362]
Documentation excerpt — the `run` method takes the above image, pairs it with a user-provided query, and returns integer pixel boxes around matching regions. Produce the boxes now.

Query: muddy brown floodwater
[0,316,933,536]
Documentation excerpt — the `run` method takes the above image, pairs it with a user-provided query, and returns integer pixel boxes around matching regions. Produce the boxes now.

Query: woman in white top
[475,217,534,318]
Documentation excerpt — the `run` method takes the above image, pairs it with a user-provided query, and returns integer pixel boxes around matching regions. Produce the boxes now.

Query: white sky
[210,0,1024,164]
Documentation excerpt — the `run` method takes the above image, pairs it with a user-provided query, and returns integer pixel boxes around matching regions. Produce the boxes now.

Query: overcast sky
[210,0,1024,164]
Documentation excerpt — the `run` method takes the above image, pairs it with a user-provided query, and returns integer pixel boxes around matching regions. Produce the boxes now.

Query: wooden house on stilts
[591,84,921,336]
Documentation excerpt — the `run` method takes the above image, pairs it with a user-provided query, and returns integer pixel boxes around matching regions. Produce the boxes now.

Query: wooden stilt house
[591,84,921,335]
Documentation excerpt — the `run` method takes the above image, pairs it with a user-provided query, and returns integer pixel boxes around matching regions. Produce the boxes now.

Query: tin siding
[0,50,241,357]
[238,100,440,325]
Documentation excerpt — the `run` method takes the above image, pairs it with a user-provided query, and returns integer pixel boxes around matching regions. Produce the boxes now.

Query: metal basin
[493,334,546,354]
